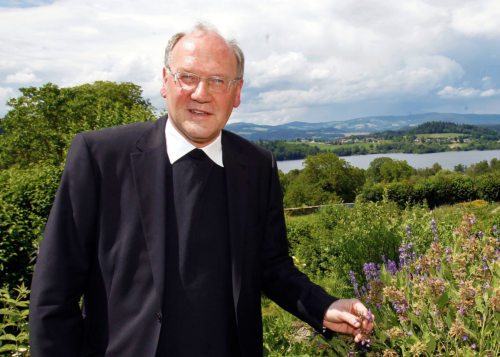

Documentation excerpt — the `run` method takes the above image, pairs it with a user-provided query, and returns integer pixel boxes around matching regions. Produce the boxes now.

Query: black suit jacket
[29,116,335,356]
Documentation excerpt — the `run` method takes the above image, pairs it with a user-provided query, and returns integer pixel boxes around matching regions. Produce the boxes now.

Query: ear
[160,67,168,98]
[233,79,244,108]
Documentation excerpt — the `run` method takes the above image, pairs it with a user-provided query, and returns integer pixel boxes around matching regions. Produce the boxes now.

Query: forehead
[170,31,237,75]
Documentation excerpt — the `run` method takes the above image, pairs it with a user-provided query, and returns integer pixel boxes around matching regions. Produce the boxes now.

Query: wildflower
[407,331,412,337]
[410,341,426,355]
[349,271,360,298]
[450,319,467,340]
[482,256,489,271]
[431,218,438,241]
[365,309,373,323]
[382,349,399,357]
[493,225,498,237]
[471,343,477,350]
[363,262,380,282]
[385,259,398,275]
[462,335,468,341]
[478,231,484,238]
[405,224,413,240]
[399,242,414,267]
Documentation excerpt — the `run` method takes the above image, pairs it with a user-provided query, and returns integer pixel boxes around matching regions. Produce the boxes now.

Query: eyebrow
[175,67,233,78]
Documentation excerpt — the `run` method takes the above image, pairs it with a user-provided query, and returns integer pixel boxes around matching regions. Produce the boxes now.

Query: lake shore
[277,149,500,173]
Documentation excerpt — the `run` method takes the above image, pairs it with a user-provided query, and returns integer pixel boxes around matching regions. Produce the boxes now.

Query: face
[161,31,243,147]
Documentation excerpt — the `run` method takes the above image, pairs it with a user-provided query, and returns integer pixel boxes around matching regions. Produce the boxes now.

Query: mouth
[188,108,212,116]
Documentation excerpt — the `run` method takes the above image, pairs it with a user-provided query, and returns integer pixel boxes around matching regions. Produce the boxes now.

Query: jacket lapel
[130,117,168,308]
[222,132,249,310]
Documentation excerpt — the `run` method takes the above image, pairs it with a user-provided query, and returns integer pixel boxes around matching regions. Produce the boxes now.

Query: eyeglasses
[166,66,241,94]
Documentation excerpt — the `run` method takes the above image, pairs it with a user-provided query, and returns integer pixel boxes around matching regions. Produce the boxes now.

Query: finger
[335,310,362,329]
[352,300,369,317]
[323,320,358,336]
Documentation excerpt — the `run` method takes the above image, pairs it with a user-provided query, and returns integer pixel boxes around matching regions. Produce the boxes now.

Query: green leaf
[0,333,17,341]
[425,334,436,354]
[436,292,449,308]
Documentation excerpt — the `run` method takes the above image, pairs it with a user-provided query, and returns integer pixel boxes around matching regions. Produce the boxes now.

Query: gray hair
[164,23,245,79]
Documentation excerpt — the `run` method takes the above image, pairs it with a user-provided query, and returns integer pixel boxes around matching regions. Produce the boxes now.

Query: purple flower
[363,262,381,282]
[431,219,438,241]
[399,242,414,267]
[483,256,489,271]
[462,335,468,341]
[493,225,497,237]
[405,224,413,240]
[365,309,373,322]
[349,271,360,298]
[471,343,477,350]
[407,331,412,337]
[459,306,465,316]
[386,259,398,275]
[393,301,409,315]
[478,231,484,238]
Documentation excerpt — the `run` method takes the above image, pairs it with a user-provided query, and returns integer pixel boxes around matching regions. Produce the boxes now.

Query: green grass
[416,133,466,139]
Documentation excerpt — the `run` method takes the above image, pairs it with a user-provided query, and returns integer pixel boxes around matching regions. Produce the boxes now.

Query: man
[29,24,373,356]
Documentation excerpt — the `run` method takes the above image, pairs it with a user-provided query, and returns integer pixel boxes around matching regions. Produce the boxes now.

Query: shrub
[0,163,62,287]
[0,284,30,356]
[477,172,500,202]
[351,214,499,356]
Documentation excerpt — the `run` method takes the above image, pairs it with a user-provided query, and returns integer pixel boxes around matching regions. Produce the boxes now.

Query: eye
[209,77,227,87]
[178,73,198,85]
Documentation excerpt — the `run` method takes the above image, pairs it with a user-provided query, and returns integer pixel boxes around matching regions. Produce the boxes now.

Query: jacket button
[156,312,162,323]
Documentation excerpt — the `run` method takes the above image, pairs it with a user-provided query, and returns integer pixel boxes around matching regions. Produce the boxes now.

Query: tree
[284,152,365,207]
[0,81,156,169]
[366,157,414,184]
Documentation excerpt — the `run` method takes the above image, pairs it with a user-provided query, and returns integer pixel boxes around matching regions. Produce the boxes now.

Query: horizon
[227,112,500,126]
[1,1,500,124]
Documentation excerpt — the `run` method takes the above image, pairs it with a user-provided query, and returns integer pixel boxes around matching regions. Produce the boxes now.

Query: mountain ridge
[226,113,500,141]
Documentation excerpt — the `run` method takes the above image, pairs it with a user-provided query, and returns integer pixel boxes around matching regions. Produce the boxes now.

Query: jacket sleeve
[29,133,98,356]
[260,157,336,336]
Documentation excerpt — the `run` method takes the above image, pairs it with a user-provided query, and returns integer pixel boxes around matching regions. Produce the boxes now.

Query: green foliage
[284,153,365,207]
[0,284,30,356]
[0,163,62,288]
[286,201,406,281]
[366,157,415,184]
[354,213,499,356]
[258,140,322,160]
[267,203,499,355]
[0,81,156,169]
[360,171,499,208]
[477,172,500,202]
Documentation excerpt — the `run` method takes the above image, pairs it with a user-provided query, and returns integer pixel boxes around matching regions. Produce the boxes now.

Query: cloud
[0,86,16,106]
[437,85,500,98]
[1,0,499,122]
[451,0,500,37]
[5,69,38,84]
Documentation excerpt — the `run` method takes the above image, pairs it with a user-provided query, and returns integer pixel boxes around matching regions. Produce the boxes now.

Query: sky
[1,0,500,125]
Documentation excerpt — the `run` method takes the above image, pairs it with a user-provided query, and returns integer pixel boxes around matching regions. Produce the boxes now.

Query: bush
[351,214,499,356]
[0,284,30,355]
[0,163,62,287]
[477,172,500,202]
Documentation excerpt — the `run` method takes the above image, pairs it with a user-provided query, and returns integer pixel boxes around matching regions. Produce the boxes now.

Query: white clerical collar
[165,118,224,167]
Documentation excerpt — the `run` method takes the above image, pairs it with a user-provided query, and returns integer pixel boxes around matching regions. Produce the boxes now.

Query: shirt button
[156,312,162,323]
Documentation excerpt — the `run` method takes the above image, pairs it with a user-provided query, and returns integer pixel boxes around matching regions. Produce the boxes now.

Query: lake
[277,150,500,173]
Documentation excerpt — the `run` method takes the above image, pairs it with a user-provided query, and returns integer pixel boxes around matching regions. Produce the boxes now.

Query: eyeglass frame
[165,66,242,93]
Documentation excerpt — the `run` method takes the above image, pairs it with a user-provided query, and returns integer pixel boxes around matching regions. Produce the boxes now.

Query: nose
[190,79,211,102]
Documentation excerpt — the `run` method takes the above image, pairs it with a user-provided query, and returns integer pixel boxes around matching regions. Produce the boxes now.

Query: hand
[323,298,374,342]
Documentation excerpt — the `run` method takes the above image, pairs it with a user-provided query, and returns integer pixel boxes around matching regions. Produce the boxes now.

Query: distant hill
[226,113,500,141]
